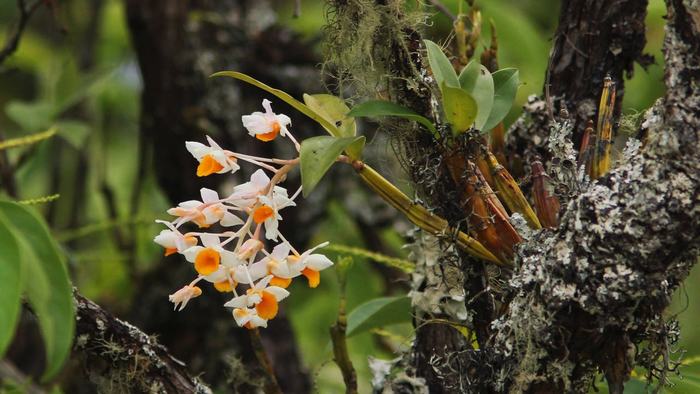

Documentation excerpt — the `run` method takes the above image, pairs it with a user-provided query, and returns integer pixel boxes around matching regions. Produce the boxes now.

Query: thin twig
[248,328,283,394]
[427,0,457,21]
[0,0,43,65]
[293,0,302,18]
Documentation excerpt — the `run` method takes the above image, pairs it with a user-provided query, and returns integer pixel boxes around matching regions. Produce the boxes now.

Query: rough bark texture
[507,0,651,171]
[488,1,700,391]
[324,0,700,393]
[73,292,212,394]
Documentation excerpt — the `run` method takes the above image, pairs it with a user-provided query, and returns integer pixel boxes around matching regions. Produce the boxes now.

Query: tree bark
[72,292,212,394]
[324,0,700,393]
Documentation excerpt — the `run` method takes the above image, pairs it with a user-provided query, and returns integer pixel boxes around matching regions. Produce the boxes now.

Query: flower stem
[248,328,282,394]
[348,160,509,267]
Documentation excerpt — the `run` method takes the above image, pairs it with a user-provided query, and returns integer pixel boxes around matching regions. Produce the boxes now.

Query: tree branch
[73,291,212,394]
[0,0,43,65]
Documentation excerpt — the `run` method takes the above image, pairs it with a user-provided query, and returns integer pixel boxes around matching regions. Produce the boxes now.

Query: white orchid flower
[241,99,291,142]
[183,234,241,276]
[169,285,202,311]
[247,243,297,288]
[252,191,295,240]
[286,242,333,288]
[186,135,240,177]
[168,188,243,228]
[225,275,289,321]
[153,228,198,256]
[232,307,268,329]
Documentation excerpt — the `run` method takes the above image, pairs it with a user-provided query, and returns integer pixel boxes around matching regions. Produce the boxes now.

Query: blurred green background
[1,0,694,393]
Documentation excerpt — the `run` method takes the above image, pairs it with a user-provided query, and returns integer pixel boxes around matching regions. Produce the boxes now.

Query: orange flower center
[213,280,234,293]
[164,247,178,257]
[255,122,281,142]
[301,268,320,288]
[194,247,220,275]
[255,291,279,320]
[197,154,224,177]
[270,276,292,288]
[252,205,274,224]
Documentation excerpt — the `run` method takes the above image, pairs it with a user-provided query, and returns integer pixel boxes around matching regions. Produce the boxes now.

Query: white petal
[203,266,228,283]
[185,141,210,160]
[200,188,220,204]
[270,243,291,260]
[251,169,270,189]
[232,308,252,326]
[265,286,290,301]
[179,200,202,209]
[220,250,242,268]
[307,254,334,271]
[224,296,248,309]
[255,275,273,290]
[205,135,222,149]
[221,212,244,227]
[264,218,280,240]
[249,315,268,328]
[248,261,269,281]
[183,246,203,263]
[154,230,176,248]
[242,113,271,135]
[200,234,220,248]
[247,293,262,306]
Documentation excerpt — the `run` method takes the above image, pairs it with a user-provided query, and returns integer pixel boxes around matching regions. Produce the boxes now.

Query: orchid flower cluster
[154,99,333,329]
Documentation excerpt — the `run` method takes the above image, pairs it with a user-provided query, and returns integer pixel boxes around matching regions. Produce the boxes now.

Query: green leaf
[458,61,494,130]
[347,100,438,137]
[210,71,341,137]
[55,120,91,149]
[0,202,74,381]
[302,94,356,137]
[300,136,365,197]
[482,68,519,131]
[302,94,362,158]
[5,101,55,132]
[0,215,22,359]
[346,296,411,337]
[423,40,459,90]
[441,83,478,134]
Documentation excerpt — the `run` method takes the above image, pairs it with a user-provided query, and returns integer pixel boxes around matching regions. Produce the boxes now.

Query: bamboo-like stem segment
[592,76,616,179]
[351,161,507,267]
[484,151,542,229]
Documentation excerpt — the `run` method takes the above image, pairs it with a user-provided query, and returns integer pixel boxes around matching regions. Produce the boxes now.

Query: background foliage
[0,0,692,392]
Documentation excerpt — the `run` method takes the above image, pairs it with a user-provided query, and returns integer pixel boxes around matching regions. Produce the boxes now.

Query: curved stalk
[349,160,508,267]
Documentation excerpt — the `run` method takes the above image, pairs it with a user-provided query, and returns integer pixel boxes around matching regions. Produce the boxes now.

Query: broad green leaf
[55,120,91,149]
[5,101,54,132]
[210,71,341,137]
[347,100,438,137]
[302,94,362,158]
[302,94,356,137]
[482,68,519,131]
[346,296,411,337]
[423,40,459,90]
[0,214,22,359]
[441,83,478,134]
[0,202,74,380]
[458,61,494,130]
[300,136,365,197]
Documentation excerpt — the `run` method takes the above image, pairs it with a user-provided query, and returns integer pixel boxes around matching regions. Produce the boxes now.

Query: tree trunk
[323,0,700,393]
